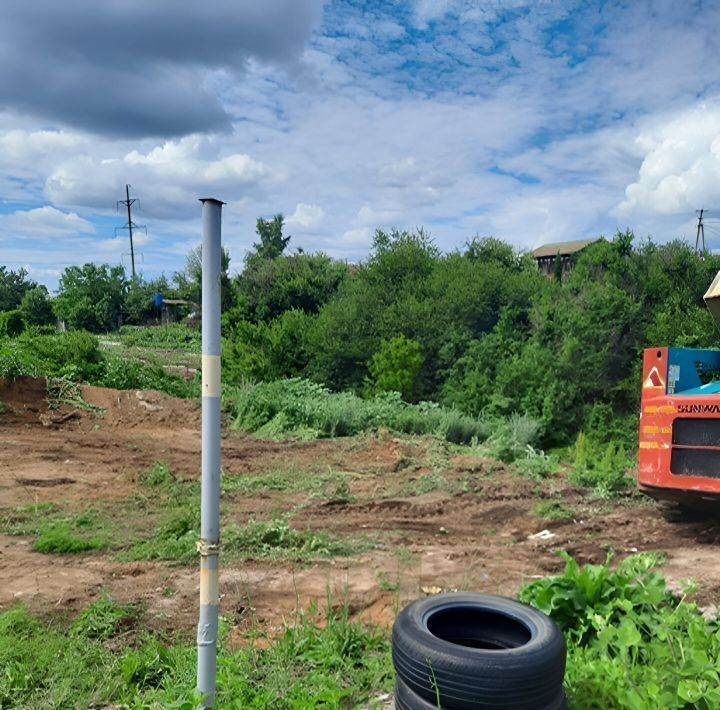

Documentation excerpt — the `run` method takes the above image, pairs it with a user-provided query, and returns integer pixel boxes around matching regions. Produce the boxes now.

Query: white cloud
[285,202,325,229]
[45,134,272,219]
[341,227,372,246]
[0,206,95,239]
[98,232,151,252]
[617,103,720,217]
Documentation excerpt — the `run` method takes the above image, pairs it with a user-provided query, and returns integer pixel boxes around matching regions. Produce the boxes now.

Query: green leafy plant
[226,378,488,445]
[72,596,140,640]
[521,553,720,709]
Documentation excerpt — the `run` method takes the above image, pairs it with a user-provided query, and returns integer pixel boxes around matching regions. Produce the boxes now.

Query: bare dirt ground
[2,376,720,641]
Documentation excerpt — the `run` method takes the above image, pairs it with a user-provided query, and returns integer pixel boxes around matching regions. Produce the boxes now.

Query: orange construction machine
[638,272,720,507]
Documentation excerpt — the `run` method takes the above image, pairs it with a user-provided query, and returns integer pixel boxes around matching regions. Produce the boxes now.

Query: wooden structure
[532,239,598,277]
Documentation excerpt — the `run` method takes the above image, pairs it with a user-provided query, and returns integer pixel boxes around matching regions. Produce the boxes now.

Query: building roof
[532,238,598,259]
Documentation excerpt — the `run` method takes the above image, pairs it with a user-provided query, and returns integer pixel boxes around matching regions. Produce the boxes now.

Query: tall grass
[225,378,490,445]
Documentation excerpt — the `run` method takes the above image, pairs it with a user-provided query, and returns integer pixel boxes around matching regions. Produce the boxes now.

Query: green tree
[253,214,290,260]
[19,286,54,326]
[0,266,35,312]
[366,336,423,400]
[54,264,128,332]
[123,276,170,325]
[173,245,234,312]
[236,252,347,323]
[223,309,312,384]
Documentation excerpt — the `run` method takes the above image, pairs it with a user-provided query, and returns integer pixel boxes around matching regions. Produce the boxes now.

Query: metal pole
[197,197,224,706]
[126,184,136,279]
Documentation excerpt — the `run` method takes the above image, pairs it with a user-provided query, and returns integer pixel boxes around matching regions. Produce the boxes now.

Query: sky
[2,0,720,290]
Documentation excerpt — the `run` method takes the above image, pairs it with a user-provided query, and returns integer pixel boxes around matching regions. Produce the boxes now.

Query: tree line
[2,216,719,447]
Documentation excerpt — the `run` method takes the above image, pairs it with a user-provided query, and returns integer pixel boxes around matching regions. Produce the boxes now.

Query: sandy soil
[2,376,720,639]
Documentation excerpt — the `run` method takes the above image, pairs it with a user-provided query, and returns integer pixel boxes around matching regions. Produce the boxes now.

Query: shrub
[365,335,423,400]
[521,553,720,708]
[226,378,488,444]
[19,287,54,326]
[9,330,104,380]
[0,310,24,337]
[569,433,633,496]
[488,413,542,463]
[98,357,199,398]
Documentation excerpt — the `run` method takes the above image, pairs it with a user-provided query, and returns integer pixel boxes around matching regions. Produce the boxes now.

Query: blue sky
[1,0,720,289]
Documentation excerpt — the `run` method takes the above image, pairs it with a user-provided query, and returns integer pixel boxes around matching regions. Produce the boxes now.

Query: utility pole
[197,198,224,707]
[116,185,146,278]
[696,208,706,254]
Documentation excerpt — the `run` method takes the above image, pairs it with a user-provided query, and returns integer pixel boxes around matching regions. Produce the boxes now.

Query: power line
[116,184,146,278]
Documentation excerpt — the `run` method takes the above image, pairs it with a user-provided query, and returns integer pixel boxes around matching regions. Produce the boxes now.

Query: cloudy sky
[2,0,720,289]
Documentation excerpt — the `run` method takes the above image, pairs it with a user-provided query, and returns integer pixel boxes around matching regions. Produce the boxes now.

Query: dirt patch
[2,377,720,636]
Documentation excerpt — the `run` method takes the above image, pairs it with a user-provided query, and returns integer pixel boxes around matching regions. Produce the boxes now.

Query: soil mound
[0,376,48,422]
[81,385,199,429]
[0,376,199,430]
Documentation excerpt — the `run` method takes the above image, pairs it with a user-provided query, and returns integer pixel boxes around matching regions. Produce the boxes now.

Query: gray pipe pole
[197,197,224,707]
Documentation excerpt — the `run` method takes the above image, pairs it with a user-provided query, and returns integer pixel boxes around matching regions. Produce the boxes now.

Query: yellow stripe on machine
[644,405,676,415]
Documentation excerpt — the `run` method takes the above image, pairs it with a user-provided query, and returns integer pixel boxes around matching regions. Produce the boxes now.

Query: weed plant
[226,378,489,445]
[0,600,392,708]
[532,501,576,522]
[33,520,107,554]
[521,552,720,708]
[569,433,633,497]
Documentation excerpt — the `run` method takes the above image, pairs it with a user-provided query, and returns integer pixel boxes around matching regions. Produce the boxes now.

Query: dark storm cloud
[0,0,324,137]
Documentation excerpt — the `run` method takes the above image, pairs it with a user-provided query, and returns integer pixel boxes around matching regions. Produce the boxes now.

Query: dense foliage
[522,553,720,709]
[0,601,392,708]
[2,220,718,448]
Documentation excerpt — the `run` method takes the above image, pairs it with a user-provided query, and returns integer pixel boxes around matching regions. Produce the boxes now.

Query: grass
[32,520,108,554]
[0,599,393,708]
[532,501,576,522]
[115,324,202,352]
[226,378,490,445]
[121,516,370,565]
[221,466,348,497]
[139,461,176,487]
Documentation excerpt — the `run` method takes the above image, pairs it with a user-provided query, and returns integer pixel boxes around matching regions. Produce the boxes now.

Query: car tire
[395,677,441,710]
[392,592,566,709]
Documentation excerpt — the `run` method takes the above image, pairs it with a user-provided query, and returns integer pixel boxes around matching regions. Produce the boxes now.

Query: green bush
[0,310,24,337]
[569,433,633,496]
[365,335,423,400]
[0,330,103,380]
[488,412,543,463]
[19,286,54,326]
[98,357,199,398]
[521,553,720,708]
[223,309,312,385]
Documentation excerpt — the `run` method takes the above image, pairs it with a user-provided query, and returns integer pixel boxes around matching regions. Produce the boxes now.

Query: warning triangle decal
[643,366,665,389]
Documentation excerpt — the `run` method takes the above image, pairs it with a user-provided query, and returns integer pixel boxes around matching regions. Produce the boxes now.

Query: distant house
[532,238,599,277]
